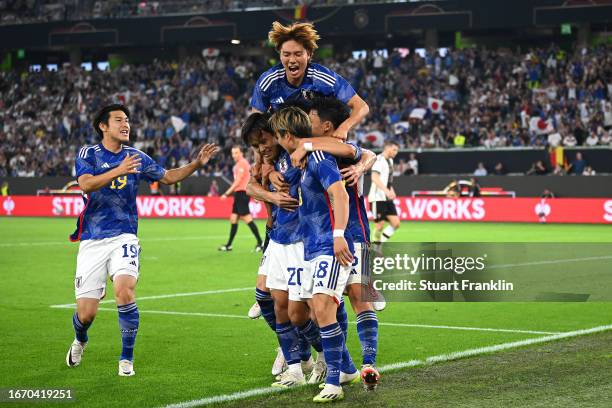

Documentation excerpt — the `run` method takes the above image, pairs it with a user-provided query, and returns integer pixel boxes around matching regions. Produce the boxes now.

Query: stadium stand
[0,44,610,177]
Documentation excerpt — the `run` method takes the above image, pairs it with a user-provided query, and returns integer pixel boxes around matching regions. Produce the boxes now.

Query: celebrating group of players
[65,20,387,403]
[235,22,389,402]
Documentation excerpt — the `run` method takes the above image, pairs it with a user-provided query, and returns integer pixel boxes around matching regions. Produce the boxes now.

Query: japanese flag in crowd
[529,116,554,134]
[428,97,444,114]
[360,130,385,147]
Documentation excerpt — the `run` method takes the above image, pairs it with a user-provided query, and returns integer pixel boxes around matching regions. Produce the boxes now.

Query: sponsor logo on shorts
[75,277,82,288]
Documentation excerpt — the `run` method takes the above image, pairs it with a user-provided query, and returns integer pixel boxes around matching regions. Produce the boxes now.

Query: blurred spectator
[569,152,586,175]
[582,165,596,176]
[493,162,506,175]
[541,189,555,198]
[527,160,548,175]
[547,131,562,148]
[207,180,219,197]
[553,164,566,175]
[407,153,419,175]
[562,132,577,146]
[585,132,599,146]
[474,162,488,176]
[469,177,481,197]
[1,181,9,196]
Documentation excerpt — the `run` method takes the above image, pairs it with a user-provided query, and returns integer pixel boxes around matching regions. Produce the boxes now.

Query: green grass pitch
[0,218,610,407]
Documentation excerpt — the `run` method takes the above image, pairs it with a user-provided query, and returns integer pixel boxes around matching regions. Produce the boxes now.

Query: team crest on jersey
[279,158,288,174]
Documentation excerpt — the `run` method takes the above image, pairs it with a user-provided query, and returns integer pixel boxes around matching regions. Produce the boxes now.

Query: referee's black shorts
[232,191,251,216]
[371,200,397,222]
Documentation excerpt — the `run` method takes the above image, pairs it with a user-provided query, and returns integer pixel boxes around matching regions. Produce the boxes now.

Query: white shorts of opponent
[74,233,140,300]
[264,240,307,302]
[300,254,352,304]
[346,242,370,286]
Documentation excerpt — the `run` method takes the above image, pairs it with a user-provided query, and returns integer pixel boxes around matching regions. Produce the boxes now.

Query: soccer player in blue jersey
[303,97,382,389]
[270,106,357,403]
[66,104,218,376]
[251,21,369,140]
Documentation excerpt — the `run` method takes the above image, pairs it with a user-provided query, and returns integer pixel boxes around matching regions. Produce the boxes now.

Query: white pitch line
[161,323,612,408]
[49,287,253,308]
[49,305,558,335]
[0,234,251,248]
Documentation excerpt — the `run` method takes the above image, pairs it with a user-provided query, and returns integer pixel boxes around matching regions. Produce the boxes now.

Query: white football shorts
[300,255,352,304]
[265,240,307,301]
[74,233,140,299]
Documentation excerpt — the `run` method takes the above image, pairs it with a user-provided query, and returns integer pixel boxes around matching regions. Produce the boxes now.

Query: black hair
[241,112,272,146]
[309,97,350,130]
[93,104,130,139]
[384,140,400,148]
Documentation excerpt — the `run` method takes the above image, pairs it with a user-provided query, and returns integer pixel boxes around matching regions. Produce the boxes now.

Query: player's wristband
[333,229,345,238]
[303,142,314,152]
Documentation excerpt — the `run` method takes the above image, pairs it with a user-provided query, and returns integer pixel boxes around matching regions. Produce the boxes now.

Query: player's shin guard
[298,319,323,353]
[320,323,344,386]
[72,312,92,343]
[356,311,378,365]
[255,289,276,332]
[381,226,396,243]
[117,303,139,361]
[276,322,301,366]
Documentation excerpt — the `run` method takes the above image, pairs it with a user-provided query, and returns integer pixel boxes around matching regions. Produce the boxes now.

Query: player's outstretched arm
[340,148,376,186]
[333,94,369,140]
[371,171,395,199]
[327,181,353,266]
[291,138,356,167]
[78,153,141,193]
[160,144,219,185]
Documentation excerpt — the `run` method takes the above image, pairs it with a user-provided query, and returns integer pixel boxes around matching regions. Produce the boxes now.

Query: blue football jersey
[250,62,356,112]
[336,141,370,243]
[70,143,166,241]
[299,151,354,261]
[269,150,301,245]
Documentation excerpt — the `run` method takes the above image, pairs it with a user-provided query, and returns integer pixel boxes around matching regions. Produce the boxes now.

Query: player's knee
[78,310,97,324]
[114,286,135,304]
[288,305,308,326]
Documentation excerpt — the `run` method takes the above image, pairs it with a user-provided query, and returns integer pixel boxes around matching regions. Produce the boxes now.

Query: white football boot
[247,302,261,319]
[118,359,135,376]
[66,339,86,367]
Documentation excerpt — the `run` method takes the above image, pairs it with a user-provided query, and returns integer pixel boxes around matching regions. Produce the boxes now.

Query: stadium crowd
[0,44,610,177]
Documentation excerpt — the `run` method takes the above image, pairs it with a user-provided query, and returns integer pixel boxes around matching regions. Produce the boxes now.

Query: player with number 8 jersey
[66,104,219,377]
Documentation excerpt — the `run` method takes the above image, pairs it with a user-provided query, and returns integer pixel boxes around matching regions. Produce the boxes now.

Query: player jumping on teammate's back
[251,21,369,141]
[368,141,400,244]
[219,146,263,252]
[271,106,357,403]
[67,104,218,376]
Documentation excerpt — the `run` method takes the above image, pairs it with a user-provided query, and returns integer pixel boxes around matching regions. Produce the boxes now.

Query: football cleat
[271,347,287,376]
[301,356,314,376]
[247,302,261,319]
[254,244,263,253]
[361,364,381,390]
[373,298,387,312]
[218,245,232,252]
[319,369,360,389]
[66,339,86,367]
[271,369,305,388]
[313,384,344,403]
[368,286,387,311]
[308,355,327,384]
[118,359,135,376]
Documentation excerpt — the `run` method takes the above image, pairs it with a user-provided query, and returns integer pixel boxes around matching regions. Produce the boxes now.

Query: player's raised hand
[196,144,220,167]
[116,153,142,175]
[334,236,354,266]
[271,192,299,211]
[340,164,364,187]
[290,146,307,168]
[269,171,289,193]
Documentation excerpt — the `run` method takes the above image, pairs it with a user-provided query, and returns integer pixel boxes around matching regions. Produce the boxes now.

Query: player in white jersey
[368,141,400,243]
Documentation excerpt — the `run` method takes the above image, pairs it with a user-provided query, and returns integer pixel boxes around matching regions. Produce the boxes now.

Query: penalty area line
[160,323,612,408]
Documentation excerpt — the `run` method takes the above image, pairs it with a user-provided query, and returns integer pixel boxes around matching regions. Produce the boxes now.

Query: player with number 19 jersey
[71,144,165,241]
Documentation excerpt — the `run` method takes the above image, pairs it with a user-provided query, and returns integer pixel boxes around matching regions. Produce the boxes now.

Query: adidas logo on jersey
[272,97,284,104]
[316,281,324,287]
[102,163,110,169]
[130,261,137,267]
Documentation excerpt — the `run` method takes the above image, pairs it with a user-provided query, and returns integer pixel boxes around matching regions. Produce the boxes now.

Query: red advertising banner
[1,195,611,224]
